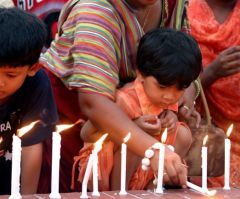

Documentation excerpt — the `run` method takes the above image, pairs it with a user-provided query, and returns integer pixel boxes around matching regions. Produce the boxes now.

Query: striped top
[40,0,189,100]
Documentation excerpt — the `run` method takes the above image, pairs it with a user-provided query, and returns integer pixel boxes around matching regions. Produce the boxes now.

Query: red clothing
[188,0,240,187]
[74,78,181,191]
[13,0,67,19]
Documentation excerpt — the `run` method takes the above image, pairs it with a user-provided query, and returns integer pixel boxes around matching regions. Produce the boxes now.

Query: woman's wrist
[201,63,218,88]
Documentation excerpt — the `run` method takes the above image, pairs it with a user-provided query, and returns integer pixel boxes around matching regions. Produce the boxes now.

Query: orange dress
[72,77,181,191]
[188,0,240,187]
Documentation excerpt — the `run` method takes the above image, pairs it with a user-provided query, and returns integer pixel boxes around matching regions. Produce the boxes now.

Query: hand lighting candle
[50,123,76,199]
[202,135,208,192]
[119,133,131,195]
[92,133,108,197]
[9,121,40,199]
[155,128,167,194]
[224,124,233,190]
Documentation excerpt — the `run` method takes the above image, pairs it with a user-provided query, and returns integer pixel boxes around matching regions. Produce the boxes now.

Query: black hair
[43,11,60,47]
[137,28,202,90]
[0,8,47,67]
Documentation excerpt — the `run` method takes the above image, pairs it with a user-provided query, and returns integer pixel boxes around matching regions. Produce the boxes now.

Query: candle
[50,124,76,199]
[9,121,39,199]
[92,133,108,196]
[9,135,21,199]
[202,135,208,192]
[186,181,216,196]
[119,133,131,195]
[155,128,167,194]
[224,124,233,190]
[80,154,93,198]
[49,132,61,199]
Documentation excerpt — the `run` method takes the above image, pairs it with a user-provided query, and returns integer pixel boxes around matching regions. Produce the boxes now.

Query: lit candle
[119,133,131,195]
[9,121,39,199]
[50,124,76,199]
[155,128,167,194]
[202,135,208,192]
[92,134,108,196]
[224,124,233,190]
[80,154,93,198]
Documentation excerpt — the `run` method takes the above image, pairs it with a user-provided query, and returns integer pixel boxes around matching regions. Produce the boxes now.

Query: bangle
[141,143,175,172]
[193,79,201,100]
[141,142,162,171]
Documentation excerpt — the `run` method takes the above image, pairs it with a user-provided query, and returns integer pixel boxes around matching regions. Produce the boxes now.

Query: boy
[74,28,202,191]
[0,8,58,194]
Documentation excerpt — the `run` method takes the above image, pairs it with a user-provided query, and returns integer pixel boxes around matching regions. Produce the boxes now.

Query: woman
[40,0,197,191]
[188,0,240,187]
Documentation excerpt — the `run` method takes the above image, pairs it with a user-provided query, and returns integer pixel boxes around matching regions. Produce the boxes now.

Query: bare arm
[21,142,42,194]
[78,93,187,185]
[81,120,104,142]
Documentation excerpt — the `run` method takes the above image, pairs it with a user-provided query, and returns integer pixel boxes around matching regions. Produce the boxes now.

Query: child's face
[0,66,33,104]
[142,76,185,108]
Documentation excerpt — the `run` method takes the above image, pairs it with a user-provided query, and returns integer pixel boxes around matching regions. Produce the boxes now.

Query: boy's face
[0,66,37,104]
[141,76,185,108]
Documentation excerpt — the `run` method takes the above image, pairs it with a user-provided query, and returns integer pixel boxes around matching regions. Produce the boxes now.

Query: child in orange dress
[73,28,202,191]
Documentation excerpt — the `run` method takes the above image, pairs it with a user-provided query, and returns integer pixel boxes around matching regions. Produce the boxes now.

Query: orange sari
[188,0,240,187]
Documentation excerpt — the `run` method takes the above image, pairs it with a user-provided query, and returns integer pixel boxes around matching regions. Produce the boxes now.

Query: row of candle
[9,122,233,199]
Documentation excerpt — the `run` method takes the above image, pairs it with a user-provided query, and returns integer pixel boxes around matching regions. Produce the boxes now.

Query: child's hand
[134,115,161,136]
[159,110,178,132]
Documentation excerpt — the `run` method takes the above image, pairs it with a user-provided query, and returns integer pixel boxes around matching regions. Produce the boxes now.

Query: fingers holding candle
[163,152,187,186]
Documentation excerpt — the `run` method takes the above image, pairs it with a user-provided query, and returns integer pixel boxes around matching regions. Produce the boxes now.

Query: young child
[74,28,202,191]
[0,8,58,194]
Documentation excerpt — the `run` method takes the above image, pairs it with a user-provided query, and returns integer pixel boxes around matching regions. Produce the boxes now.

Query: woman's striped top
[40,0,189,100]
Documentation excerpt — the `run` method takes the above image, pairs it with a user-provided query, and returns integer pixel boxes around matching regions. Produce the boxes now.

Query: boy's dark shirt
[0,69,58,195]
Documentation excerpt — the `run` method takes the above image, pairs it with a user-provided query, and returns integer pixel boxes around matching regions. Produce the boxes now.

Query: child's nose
[162,93,175,101]
[0,80,5,87]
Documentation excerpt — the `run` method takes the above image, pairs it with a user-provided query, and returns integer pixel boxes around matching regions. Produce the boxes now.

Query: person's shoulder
[26,69,51,88]
[73,0,116,16]
[18,69,52,99]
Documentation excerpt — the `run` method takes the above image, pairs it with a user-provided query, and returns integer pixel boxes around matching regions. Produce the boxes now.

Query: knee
[175,125,192,157]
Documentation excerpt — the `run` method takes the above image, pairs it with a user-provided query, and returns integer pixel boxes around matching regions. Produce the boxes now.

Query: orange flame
[123,133,131,143]
[55,119,83,134]
[203,135,208,146]
[0,137,2,144]
[226,124,233,137]
[55,124,74,133]
[161,128,168,143]
[17,120,40,137]
[93,133,108,153]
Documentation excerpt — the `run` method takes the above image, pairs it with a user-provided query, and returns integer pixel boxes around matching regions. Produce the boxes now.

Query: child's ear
[27,62,42,76]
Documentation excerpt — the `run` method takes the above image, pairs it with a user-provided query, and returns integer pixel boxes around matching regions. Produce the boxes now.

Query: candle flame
[226,124,233,137]
[17,120,40,137]
[161,128,168,143]
[123,133,131,143]
[56,124,74,133]
[55,119,84,134]
[93,133,108,153]
[203,135,208,146]
[206,189,217,197]
[0,137,2,144]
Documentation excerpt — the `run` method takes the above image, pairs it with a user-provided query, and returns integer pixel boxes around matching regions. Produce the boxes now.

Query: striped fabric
[40,0,189,100]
